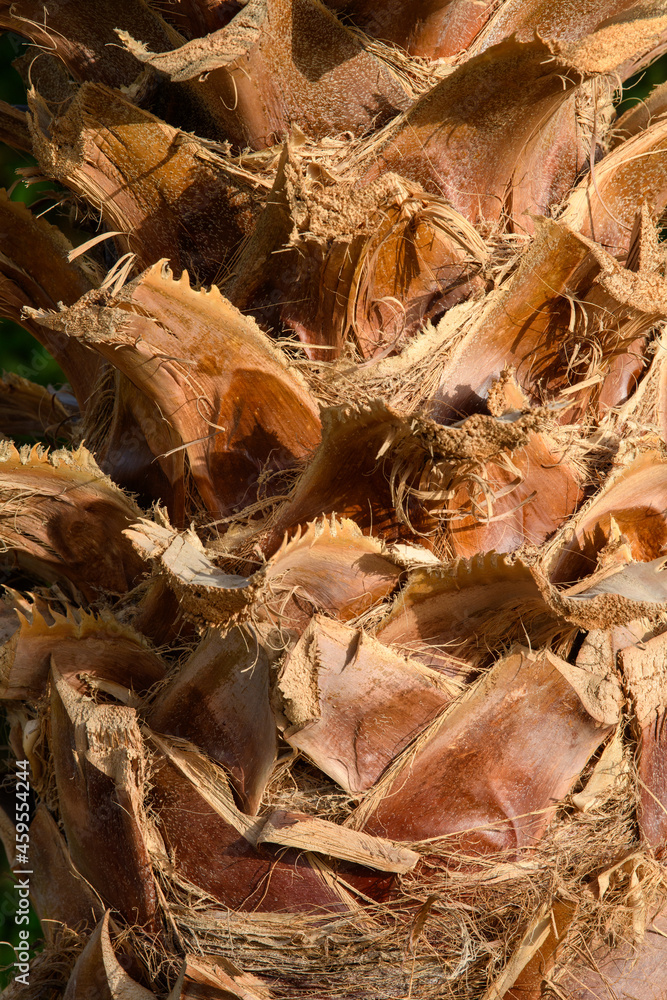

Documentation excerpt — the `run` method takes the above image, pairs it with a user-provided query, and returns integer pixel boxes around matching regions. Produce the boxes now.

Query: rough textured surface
[354,648,615,851]
[0,444,146,598]
[34,265,321,521]
[274,616,452,793]
[28,84,266,283]
[2,2,667,998]
[150,626,277,813]
[119,0,412,148]
[50,670,159,931]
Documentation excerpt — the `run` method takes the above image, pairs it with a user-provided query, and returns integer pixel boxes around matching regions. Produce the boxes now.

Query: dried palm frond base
[153,751,655,1000]
[1,703,663,1000]
[2,531,667,1000]
[2,1,667,999]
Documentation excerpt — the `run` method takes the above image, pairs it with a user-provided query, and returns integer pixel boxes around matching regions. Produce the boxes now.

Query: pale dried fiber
[63,911,157,1000]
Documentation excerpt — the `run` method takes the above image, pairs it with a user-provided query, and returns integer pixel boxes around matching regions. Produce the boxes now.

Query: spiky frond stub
[1,2,667,999]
